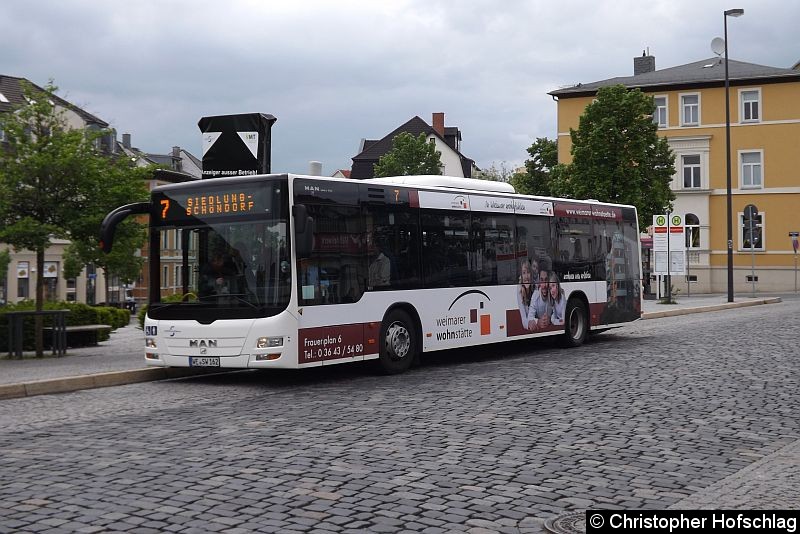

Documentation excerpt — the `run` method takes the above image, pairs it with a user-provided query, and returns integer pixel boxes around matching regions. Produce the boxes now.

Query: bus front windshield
[149,180,290,320]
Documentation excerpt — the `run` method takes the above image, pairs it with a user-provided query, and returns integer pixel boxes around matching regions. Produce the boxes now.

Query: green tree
[373,132,443,177]
[0,80,148,355]
[473,161,515,182]
[553,85,675,228]
[60,161,152,303]
[510,137,563,196]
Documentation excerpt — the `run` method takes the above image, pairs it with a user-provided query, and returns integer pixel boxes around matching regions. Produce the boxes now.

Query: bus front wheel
[562,298,588,348]
[377,309,416,374]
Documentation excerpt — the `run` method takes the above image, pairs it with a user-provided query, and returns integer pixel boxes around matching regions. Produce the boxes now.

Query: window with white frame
[740,212,763,251]
[162,266,169,288]
[681,94,700,126]
[653,96,667,128]
[740,89,760,123]
[685,213,700,249]
[175,265,182,288]
[682,155,702,188]
[740,151,762,189]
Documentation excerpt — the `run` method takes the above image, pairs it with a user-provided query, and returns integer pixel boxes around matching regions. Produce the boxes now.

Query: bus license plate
[189,356,220,367]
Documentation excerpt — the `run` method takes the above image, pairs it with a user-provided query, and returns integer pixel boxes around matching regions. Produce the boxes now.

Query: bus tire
[562,298,588,348]
[377,309,416,374]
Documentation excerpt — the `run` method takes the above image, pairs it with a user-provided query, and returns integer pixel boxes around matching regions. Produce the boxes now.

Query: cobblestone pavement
[668,438,800,510]
[1,299,799,533]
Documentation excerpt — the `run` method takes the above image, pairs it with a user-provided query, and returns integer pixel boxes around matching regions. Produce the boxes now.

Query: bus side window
[556,214,591,275]
[300,204,365,305]
[516,214,555,279]
[364,205,422,291]
[422,210,470,288]
[471,213,515,285]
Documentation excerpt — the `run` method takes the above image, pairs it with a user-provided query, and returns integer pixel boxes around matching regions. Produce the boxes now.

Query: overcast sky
[3,0,798,175]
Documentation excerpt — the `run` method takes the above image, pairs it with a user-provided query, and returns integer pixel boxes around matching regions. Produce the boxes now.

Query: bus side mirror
[292,204,314,259]
[99,202,150,253]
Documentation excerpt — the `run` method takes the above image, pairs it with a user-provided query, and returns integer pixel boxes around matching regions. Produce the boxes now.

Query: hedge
[0,301,131,351]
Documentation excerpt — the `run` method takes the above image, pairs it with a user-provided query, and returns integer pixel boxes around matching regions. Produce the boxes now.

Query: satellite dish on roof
[711,37,725,57]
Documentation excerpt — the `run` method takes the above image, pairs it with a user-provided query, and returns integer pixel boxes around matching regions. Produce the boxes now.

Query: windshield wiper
[149,300,202,311]
[196,293,261,310]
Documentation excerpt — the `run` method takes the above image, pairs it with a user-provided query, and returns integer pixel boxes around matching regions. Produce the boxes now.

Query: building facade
[550,54,800,294]
[350,113,476,179]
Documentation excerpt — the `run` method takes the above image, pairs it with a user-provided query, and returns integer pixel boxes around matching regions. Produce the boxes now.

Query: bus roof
[364,175,515,194]
[151,173,635,211]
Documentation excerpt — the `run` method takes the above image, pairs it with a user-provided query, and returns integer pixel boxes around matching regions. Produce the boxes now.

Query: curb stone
[0,367,221,400]
[642,297,781,320]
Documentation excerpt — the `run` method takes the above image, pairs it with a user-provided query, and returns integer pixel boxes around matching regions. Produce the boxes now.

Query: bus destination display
[156,186,264,222]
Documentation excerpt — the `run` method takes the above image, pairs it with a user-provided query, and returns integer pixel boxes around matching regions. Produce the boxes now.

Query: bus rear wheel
[377,309,416,374]
[561,298,588,348]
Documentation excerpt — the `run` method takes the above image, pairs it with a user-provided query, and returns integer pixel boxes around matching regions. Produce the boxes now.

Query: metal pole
[792,232,799,293]
[687,250,691,297]
[750,217,755,297]
[724,13,735,303]
[666,211,672,302]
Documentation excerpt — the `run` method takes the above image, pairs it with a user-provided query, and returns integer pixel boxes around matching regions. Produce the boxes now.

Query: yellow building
[549,54,800,294]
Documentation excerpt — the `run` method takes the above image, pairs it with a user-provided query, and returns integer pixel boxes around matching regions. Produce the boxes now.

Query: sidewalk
[0,293,790,400]
[0,318,211,400]
[641,291,786,318]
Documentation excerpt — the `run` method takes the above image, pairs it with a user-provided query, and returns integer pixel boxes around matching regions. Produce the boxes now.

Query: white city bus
[101,173,642,374]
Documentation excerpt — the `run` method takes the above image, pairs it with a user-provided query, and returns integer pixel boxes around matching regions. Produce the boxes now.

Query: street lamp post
[724,8,744,303]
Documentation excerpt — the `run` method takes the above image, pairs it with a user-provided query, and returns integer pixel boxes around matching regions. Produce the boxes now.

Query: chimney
[122,133,131,149]
[634,50,656,75]
[432,112,445,137]
[309,161,322,176]
[172,146,180,158]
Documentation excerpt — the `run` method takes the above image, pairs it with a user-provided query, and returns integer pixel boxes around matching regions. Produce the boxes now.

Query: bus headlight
[146,338,157,348]
[257,336,283,348]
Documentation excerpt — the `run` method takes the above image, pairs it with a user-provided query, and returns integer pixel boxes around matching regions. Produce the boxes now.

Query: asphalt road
[1,299,799,533]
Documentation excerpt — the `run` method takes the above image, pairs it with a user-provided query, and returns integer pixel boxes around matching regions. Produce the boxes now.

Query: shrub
[0,300,130,351]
